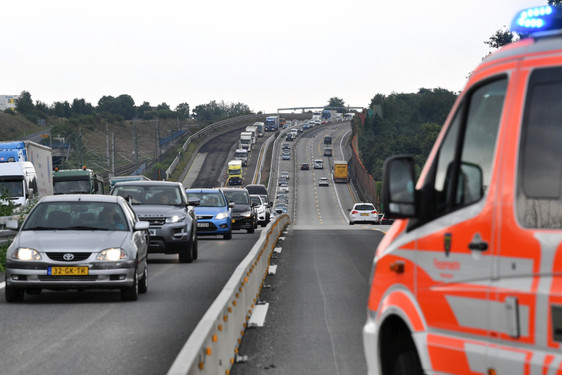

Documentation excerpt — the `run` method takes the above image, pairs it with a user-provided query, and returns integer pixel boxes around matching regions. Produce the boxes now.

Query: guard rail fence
[167,214,290,375]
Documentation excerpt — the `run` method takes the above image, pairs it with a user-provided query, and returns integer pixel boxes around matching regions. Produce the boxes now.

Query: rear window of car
[186,192,226,207]
[517,66,562,228]
[223,190,249,205]
[355,204,375,211]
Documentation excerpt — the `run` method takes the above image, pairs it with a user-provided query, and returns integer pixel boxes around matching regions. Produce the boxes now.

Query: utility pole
[111,131,115,177]
[155,119,161,161]
[133,121,138,172]
[79,125,82,167]
[106,121,110,168]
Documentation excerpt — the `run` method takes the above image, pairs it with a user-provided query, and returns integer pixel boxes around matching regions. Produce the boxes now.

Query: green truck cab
[53,167,104,194]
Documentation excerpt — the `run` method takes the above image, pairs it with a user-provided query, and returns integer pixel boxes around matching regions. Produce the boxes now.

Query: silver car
[4,195,150,302]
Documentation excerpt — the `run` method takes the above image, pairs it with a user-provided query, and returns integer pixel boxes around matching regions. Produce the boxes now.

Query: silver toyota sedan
[4,194,150,302]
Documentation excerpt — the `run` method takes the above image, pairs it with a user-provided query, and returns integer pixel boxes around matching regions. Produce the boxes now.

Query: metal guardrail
[167,214,290,375]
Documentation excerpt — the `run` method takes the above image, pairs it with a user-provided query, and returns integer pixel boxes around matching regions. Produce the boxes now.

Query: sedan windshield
[23,202,128,231]
[186,192,226,207]
[113,185,183,206]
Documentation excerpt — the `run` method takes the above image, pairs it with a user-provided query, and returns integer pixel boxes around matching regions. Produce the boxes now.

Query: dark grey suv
[111,181,199,263]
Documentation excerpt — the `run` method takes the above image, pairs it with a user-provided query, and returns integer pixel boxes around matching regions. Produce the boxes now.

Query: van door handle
[468,241,488,251]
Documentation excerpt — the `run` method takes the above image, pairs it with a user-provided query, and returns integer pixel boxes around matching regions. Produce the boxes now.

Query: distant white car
[349,203,378,225]
[318,177,329,186]
[279,183,289,193]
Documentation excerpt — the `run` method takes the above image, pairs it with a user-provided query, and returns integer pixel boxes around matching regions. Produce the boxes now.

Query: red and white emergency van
[363,5,562,375]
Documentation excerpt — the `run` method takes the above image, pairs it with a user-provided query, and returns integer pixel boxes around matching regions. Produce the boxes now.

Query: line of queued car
[4,180,200,302]
[3,178,275,303]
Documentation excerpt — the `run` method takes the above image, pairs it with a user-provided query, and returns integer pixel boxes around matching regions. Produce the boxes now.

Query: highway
[231,122,385,374]
[0,120,387,375]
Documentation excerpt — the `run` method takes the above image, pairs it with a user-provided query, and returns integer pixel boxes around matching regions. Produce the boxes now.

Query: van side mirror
[382,155,417,218]
[458,162,484,205]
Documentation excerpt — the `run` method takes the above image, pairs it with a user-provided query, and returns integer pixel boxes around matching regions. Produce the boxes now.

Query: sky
[2,0,539,114]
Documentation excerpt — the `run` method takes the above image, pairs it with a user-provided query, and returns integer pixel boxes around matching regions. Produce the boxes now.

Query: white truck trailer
[0,140,53,207]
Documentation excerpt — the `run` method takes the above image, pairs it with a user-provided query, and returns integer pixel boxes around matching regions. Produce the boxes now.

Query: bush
[0,242,8,272]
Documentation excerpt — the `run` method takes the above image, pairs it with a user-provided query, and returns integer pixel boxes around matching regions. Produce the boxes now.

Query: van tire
[390,350,423,375]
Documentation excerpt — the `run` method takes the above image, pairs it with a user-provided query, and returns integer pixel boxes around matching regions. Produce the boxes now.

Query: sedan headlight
[12,248,41,261]
[96,248,128,261]
[166,215,186,223]
[215,212,229,220]
[241,211,252,218]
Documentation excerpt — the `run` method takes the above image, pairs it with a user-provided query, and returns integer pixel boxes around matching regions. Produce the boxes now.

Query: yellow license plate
[49,267,89,276]
[360,213,369,216]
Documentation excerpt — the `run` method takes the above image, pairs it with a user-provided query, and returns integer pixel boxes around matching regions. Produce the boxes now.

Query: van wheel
[121,269,139,301]
[247,227,255,234]
[5,285,24,303]
[390,350,423,375]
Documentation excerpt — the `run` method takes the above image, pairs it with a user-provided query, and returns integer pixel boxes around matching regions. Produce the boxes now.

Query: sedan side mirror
[6,220,19,230]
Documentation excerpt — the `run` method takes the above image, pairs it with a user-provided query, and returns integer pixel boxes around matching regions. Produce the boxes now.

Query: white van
[0,161,38,207]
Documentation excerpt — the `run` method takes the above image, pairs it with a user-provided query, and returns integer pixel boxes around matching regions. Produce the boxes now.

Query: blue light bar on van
[511,5,562,35]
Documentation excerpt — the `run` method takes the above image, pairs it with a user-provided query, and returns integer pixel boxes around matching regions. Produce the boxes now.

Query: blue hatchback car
[185,188,233,240]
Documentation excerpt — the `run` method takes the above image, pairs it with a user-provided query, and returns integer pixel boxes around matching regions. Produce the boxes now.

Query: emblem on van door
[444,233,452,257]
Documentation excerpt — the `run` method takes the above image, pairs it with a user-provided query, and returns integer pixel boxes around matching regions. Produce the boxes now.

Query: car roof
[186,188,223,194]
[38,194,124,204]
[220,187,249,192]
[114,180,182,187]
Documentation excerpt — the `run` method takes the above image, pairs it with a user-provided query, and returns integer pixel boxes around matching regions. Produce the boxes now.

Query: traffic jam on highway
[1,4,562,375]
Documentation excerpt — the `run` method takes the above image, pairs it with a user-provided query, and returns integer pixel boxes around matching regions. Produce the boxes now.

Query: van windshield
[0,178,24,197]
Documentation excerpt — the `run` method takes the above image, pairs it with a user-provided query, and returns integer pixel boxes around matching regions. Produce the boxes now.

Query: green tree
[156,102,170,111]
[97,94,135,120]
[485,27,515,50]
[327,97,346,112]
[71,98,94,115]
[358,89,457,180]
[192,100,253,124]
[54,101,72,118]
[16,91,34,115]
[137,101,151,118]
[175,102,190,120]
